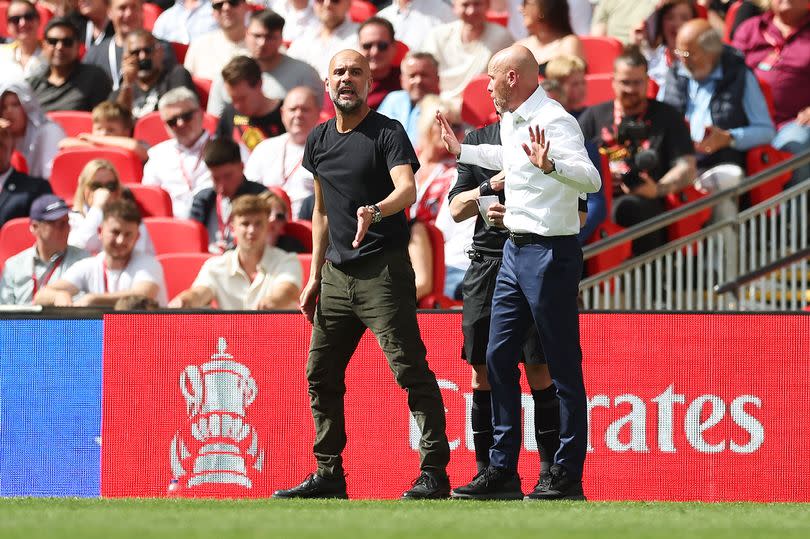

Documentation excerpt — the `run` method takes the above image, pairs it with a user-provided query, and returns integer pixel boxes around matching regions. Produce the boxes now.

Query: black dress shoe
[402,471,451,499]
[272,473,348,499]
[451,466,523,500]
[524,464,585,501]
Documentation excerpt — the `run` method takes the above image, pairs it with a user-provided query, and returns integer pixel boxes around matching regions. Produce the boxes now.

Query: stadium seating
[486,11,509,27]
[581,74,613,108]
[170,41,189,64]
[585,220,632,276]
[192,76,212,110]
[143,218,208,255]
[133,110,218,147]
[579,36,623,75]
[723,1,743,43]
[461,75,497,128]
[284,220,313,253]
[47,111,93,137]
[34,3,52,39]
[746,146,794,206]
[393,40,409,67]
[142,2,162,32]
[157,252,213,300]
[0,2,6,34]
[664,185,712,241]
[124,183,173,218]
[418,221,460,309]
[50,147,144,201]
[349,0,376,22]
[0,217,34,271]
[10,150,28,174]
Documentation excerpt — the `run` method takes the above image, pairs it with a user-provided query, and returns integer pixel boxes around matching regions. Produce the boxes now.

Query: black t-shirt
[303,110,419,266]
[577,99,694,192]
[27,63,112,112]
[448,123,509,257]
[216,102,285,152]
[109,64,195,119]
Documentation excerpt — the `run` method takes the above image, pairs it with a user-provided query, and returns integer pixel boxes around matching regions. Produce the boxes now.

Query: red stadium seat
[461,75,497,128]
[124,183,173,218]
[267,185,292,215]
[664,185,712,241]
[10,150,28,174]
[746,146,793,206]
[0,3,7,34]
[169,41,189,64]
[723,1,744,43]
[486,11,509,27]
[34,3,52,39]
[133,111,218,147]
[579,36,623,75]
[418,221,460,309]
[0,217,34,271]
[297,253,312,289]
[349,0,376,22]
[143,217,208,254]
[393,40,409,67]
[756,76,776,123]
[192,76,212,110]
[284,220,313,253]
[50,148,144,201]
[157,252,213,300]
[585,220,632,276]
[46,111,93,137]
[142,2,163,32]
[582,73,614,108]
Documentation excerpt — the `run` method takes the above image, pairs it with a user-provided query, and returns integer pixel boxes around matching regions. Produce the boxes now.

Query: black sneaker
[451,466,523,500]
[402,471,451,499]
[524,464,586,501]
[272,473,348,499]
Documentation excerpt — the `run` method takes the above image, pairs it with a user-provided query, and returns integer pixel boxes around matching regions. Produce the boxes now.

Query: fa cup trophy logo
[170,338,265,490]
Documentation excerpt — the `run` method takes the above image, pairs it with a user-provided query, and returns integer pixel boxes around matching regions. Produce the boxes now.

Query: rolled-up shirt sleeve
[458,143,504,170]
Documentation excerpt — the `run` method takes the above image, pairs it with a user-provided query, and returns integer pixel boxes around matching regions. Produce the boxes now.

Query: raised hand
[521,125,553,173]
[435,111,461,158]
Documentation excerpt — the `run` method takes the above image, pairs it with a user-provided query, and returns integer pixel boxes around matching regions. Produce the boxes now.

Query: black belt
[509,232,572,246]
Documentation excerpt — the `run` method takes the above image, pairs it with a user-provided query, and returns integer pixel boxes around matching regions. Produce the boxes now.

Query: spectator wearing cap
[377,0,455,51]
[190,137,267,254]
[151,0,219,45]
[0,121,52,228]
[183,0,250,81]
[169,193,301,310]
[34,198,168,307]
[27,17,113,112]
[0,195,89,305]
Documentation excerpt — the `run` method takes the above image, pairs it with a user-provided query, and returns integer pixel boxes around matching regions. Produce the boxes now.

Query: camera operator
[578,46,696,255]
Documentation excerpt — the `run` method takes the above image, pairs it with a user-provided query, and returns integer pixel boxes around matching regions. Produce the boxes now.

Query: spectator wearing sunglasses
[189,137,268,254]
[111,29,196,118]
[69,158,156,255]
[358,17,401,109]
[141,87,215,219]
[184,0,249,81]
[0,0,46,80]
[27,17,113,112]
[151,0,219,45]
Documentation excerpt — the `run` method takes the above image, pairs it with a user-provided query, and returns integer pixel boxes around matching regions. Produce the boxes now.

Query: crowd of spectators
[0,0,807,309]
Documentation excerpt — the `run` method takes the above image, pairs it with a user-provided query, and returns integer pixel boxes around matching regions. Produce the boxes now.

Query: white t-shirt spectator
[269,0,320,43]
[151,0,219,44]
[244,133,313,218]
[192,246,302,309]
[61,251,169,306]
[377,0,456,51]
[286,18,360,79]
[183,29,249,80]
[68,207,156,255]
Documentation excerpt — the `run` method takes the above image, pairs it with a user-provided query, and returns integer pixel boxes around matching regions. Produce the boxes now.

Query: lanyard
[177,134,210,192]
[215,193,232,251]
[102,258,129,293]
[85,22,106,49]
[108,39,120,91]
[31,252,65,298]
[279,138,303,186]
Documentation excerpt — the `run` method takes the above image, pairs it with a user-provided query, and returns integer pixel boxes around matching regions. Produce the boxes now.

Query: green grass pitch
[2,499,809,539]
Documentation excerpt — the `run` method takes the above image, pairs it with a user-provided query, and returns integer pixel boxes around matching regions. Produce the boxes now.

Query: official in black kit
[272,50,451,500]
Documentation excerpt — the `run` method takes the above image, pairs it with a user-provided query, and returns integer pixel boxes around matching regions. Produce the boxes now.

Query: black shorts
[460,252,545,366]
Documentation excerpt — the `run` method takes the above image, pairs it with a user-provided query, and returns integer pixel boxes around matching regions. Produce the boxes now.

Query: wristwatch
[367,204,382,224]
[545,158,556,174]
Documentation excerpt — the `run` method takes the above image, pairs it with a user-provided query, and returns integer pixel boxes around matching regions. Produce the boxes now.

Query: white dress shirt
[286,18,360,78]
[244,133,314,218]
[458,86,600,236]
[152,0,219,44]
[269,0,321,43]
[377,0,456,51]
[183,29,248,80]
[141,131,213,219]
[192,245,302,310]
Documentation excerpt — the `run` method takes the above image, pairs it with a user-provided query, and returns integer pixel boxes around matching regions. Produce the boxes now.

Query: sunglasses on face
[164,110,197,128]
[45,36,76,47]
[8,12,38,25]
[212,0,242,10]
[89,180,120,191]
[360,41,391,52]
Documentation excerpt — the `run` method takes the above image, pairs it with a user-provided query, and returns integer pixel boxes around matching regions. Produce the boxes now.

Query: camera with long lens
[617,117,659,189]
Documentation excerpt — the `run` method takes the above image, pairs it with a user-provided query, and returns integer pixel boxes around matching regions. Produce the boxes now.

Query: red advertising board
[101,313,810,501]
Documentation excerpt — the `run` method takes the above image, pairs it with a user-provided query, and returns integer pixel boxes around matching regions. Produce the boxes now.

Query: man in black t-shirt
[272,50,451,501]
[577,47,696,255]
[216,56,285,152]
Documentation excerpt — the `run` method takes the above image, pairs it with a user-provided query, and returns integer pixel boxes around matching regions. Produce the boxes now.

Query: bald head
[675,18,723,81]
[486,45,540,114]
[328,49,370,76]
[327,49,372,116]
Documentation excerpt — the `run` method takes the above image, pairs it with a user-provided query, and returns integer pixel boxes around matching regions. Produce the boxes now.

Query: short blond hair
[91,101,134,133]
[545,55,586,81]
[231,194,270,220]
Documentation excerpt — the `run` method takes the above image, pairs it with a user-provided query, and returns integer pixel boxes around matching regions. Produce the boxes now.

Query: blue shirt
[658,63,775,151]
[377,90,421,146]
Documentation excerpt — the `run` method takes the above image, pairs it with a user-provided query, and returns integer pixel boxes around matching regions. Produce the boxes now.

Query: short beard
[329,85,365,114]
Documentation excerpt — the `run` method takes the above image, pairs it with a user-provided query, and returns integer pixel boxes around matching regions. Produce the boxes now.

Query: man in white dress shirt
[377,0,455,51]
[141,87,213,219]
[34,198,168,307]
[245,86,320,218]
[151,0,219,44]
[438,45,600,501]
[286,0,359,79]
[269,0,320,43]
[183,0,250,80]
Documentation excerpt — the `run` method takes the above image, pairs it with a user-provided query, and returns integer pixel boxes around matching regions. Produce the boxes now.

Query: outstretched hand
[353,205,373,248]
[436,111,461,158]
[522,125,553,173]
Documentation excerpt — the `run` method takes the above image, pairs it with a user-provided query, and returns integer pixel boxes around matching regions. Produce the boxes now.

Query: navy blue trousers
[486,236,587,479]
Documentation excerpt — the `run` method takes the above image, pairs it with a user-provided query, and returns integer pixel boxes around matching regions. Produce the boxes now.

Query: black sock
[532,385,560,474]
[471,389,493,473]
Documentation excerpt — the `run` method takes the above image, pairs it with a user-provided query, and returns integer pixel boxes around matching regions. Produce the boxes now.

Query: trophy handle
[180,365,204,417]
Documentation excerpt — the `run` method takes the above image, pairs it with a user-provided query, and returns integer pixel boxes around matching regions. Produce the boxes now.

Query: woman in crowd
[517,0,585,77]
[0,0,45,79]
[0,80,64,178]
[632,0,698,86]
[69,159,155,254]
